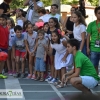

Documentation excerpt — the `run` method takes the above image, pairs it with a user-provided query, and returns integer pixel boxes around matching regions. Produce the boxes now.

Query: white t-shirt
[16,19,24,28]
[73,24,86,41]
[48,13,61,22]
[39,14,50,22]
[9,28,16,47]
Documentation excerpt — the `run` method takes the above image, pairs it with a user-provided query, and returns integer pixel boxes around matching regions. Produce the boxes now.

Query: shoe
[34,76,40,81]
[31,74,36,79]
[14,73,20,78]
[8,70,13,76]
[40,77,44,82]
[20,73,25,78]
[0,74,7,79]
[26,74,32,79]
[12,71,16,77]
[49,78,57,84]
[45,76,53,82]
[90,89,98,95]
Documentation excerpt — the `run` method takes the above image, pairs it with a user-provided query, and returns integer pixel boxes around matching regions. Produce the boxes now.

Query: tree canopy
[9,0,98,9]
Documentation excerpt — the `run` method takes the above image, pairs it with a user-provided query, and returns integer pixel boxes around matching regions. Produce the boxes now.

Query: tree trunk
[52,0,60,14]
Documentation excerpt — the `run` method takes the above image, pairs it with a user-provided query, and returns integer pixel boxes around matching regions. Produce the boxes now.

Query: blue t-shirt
[12,34,26,52]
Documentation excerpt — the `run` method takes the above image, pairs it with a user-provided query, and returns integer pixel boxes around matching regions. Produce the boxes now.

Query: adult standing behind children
[87,6,100,74]
[23,0,44,24]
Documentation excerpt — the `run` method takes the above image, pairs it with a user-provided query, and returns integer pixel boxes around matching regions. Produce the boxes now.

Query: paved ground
[0,64,100,100]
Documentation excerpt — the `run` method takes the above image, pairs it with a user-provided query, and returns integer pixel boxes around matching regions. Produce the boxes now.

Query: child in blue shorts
[34,29,48,81]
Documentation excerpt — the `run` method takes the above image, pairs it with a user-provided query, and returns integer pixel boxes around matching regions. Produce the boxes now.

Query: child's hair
[38,8,46,14]
[51,29,61,44]
[38,29,45,35]
[51,4,58,9]
[44,22,49,26]
[14,25,22,32]
[7,18,15,28]
[73,11,87,26]
[23,20,31,31]
[49,17,60,29]
[67,39,80,50]
[25,22,33,29]
[94,6,100,14]
[0,14,8,20]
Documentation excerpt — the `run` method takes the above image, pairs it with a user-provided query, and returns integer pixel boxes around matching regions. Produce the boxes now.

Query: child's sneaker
[12,71,16,77]
[14,73,20,78]
[26,74,32,79]
[0,74,7,79]
[20,73,25,78]
[8,70,13,76]
[49,78,57,84]
[45,76,53,82]
[31,74,36,79]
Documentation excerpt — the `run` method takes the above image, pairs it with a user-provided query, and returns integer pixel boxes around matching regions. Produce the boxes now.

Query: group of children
[0,3,100,92]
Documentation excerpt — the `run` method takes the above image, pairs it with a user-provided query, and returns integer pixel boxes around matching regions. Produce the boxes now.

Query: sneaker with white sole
[45,76,53,82]
[49,78,57,84]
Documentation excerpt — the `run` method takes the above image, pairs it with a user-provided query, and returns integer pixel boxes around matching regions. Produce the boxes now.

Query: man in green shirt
[87,6,100,74]
[62,39,100,94]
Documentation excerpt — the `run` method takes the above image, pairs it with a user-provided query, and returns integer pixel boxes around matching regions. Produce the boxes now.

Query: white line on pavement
[49,83,65,100]
[5,78,25,100]
[20,84,49,85]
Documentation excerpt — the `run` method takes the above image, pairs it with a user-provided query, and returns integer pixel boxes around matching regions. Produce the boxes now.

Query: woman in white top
[72,11,87,55]
[23,0,44,24]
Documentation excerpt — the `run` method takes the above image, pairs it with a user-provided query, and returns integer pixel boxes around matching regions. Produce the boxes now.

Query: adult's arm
[23,0,30,6]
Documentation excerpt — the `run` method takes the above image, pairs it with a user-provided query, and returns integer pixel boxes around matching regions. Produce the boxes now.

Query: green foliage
[10,0,24,9]
[88,0,98,6]
[41,0,52,6]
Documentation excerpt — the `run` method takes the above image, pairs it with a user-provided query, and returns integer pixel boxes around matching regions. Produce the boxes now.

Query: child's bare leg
[15,56,20,73]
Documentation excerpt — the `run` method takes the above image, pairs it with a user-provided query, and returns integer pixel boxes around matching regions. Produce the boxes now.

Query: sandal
[34,76,40,81]
[53,80,61,86]
[56,82,66,88]
[40,77,44,82]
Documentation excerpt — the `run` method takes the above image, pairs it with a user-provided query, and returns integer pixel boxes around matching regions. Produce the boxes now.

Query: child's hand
[62,56,66,62]
[43,45,48,51]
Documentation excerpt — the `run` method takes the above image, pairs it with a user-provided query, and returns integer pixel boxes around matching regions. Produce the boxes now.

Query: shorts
[15,50,26,58]
[90,52,100,67]
[35,57,46,72]
[0,48,8,53]
[80,76,98,89]
[52,49,56,55]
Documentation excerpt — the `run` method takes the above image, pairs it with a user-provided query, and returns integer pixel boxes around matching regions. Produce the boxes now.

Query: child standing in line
[7,18,16,76]
[25,23,37,79]
[45,17,60,83]
[0,14,9,79]
[12,25,26,78]
[34,29,47,81]
[45,30,73,87]
[72,11,87,55]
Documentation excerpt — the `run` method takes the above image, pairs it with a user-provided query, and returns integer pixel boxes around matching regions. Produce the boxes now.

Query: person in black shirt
[0,0,13,17]
[78,0,88,18]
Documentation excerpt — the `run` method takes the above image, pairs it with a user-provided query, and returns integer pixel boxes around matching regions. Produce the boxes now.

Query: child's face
[17,10,22,17]
[38,33,44,40]
[15,30,22,38]
[7,20,12,29]
[0,18,3,26]
[72,13,79,23]
[51,32,58,43]
[27,24,33,34]
[43,24,49,32]
[49,19,56,28]
[67,43,73,54]
[50,6,58,15]
[2,18,7,26]
[95,10,100,20]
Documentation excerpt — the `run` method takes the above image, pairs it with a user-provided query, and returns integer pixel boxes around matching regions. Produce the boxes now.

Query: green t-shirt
[87,20,100,52]
[74,51,100,81]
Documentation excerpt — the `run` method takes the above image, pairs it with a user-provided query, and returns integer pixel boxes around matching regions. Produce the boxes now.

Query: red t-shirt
[0,25,9,49]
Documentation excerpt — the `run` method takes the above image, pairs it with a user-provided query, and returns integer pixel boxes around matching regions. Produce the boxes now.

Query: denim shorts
[80,76,98,89]
[35,57,46,72]
[0,48,8,53]
[90,52,100,67]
